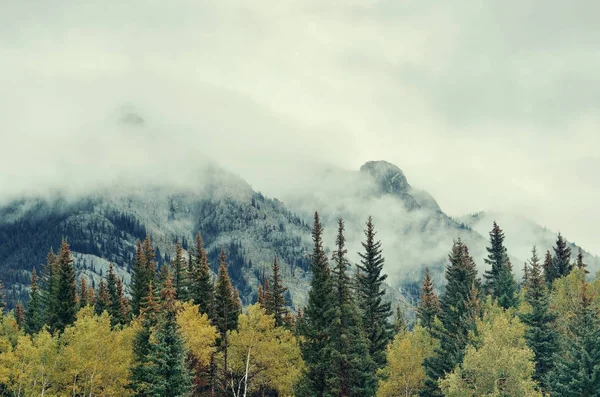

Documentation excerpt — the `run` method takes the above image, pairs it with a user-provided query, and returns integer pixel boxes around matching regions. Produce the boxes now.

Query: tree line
[0,214,597,396]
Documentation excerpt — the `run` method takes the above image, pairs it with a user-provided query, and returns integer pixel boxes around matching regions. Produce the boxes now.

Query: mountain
[0,166,313,309]
[0,160,597,311]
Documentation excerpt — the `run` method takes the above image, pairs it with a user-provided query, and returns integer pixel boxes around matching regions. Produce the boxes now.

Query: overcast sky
[1,0,599,253]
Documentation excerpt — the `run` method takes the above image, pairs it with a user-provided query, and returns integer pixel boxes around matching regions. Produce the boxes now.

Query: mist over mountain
[1,159,596,310]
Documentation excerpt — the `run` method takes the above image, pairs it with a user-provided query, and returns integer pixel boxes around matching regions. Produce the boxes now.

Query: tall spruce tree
[190,233,214,317]
[543,250,556,285]
[172,241,189,302]
[482,222,517,308]
[576,247,589,274]
[213,248,239,336]
[327,218,377,397]
[417,267,442,330]
[79,275,90,308]
[146,274,192,397]
[25,269,44,335]
[297,211,336,397]
[51,239,77,333]
[131,237,158,317]
[42,248,59,329]
[519,246,557,392]
[552,233,572,279]
[107,264,126,326]
[130,284,160,396]
[421,239,480,397]
[393,305,407,334]
[356,216,393,369]
[548,282,600,396]
[95,279,111,316]
[265,256,288,327]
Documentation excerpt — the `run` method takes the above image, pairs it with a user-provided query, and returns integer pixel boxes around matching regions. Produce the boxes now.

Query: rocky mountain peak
[360,160,411,195]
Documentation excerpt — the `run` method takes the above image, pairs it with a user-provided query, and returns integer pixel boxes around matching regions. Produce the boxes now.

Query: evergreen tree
[95,280,111,316]
[107,264,126,326]
[116,278,131,323]
[213,248,239,336]
[421,239,480,397]
[482,222,517,308]
[543,250,556,285]
[552,233,572,279]
[42,248,59,329]
[416,267,441,330]
[548,282,600,396]
[25,269,44,335]
[79,275,90,308]
[519,246,557,392]
[576,247,589,274]
[190,233,214,317]
[130,284,160,396]
[297,211,336,397]
[265,256,288,327]
[14,303,24,329]
[146,275,192,397]
[356,216,393,369]
[393,305,407,334]
[496,260,519,309]
[51,239,77,333]
[172,241,189,302]
[131,237,158,317]
[327,218,376,396]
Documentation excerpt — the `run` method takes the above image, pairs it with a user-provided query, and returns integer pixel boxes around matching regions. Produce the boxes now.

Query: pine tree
[543,250,556,285]
[393,305,407,334]
[548,282,600,396]
[79,275,90,308]
[14,303,25,329]
[482,222,517,308]
[519,246,557,392]
[107,264,126,326]
[416,267,441,330]
[0,281,5,313]
[131,236,158,317]
[297,211,336,397]
[42,248,59,329]
[552,233,572,279]
[95,280,111,316]
[213,249,239,336]
[496,260,519,309]
[116,278,131,323]
[576,247,589,274]
[51,239,77,333]
[190,233,214,317]
[25,269,44,335]
[172,241,189,302]
[265,256,288,327]
[356,216,393,369]
[130,284,160,396]
[421,239,480,397]
[327,218,377,396]
[146,274,192,397]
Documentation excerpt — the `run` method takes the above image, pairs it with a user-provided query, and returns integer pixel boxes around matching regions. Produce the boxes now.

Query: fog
[1,0,599,254]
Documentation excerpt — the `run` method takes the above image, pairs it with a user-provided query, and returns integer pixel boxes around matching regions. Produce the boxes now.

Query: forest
[0,211,597,396]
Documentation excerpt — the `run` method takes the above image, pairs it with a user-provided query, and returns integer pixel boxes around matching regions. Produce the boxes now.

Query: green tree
[394,305,407,335]
[190,233,214,317]
[297,211,336,397]
[421,239,481,397]
[519,246,557,391]
[42,248,58,330]
[264,256,289,327]
[482,222,518,309]
[417,267,441,330]
[107,263,127,326]
[95,279,111,316]
[576,247,589,273]
[552,233,572,280]
[440,310,541,397]
[51,239,77,333]
[356,216,393,369]
[172,241,189,302]
[548,282,600,396]
[129,283,160,396]
[79,275,90,308]
[543,250,556,285]
[25,268,44,335]
[131,237,157,317]
[327,218,377,396]
[146,275,192,397]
